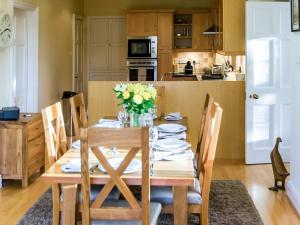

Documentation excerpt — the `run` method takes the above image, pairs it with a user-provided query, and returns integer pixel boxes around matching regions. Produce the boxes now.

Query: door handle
[250,93,259,99]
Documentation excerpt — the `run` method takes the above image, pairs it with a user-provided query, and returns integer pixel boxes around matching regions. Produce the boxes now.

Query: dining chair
[80,127,162,225]
[70,92,88,142]
[195,94,214,175]
[41,102,69,225]
[155,86,165,119]
[151,101,223,225]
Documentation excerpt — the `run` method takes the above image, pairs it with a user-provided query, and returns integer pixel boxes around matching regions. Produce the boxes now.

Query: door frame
[72,14,84,92]
[13,0,39,112]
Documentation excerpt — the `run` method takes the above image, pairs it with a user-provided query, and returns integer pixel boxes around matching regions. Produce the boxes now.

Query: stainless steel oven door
[127,36,157,59]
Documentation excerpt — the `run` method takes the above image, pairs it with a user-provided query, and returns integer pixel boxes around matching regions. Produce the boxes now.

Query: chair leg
[52,184,60,225]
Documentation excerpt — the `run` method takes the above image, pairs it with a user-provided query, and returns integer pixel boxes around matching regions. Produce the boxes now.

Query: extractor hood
[203,25,222,35]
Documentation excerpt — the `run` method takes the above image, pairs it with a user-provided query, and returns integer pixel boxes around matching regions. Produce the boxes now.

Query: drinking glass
[149,127,158,176]
[118,110,128,126]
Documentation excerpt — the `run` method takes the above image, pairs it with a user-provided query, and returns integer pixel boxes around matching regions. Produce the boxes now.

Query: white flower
[114,83,127,92]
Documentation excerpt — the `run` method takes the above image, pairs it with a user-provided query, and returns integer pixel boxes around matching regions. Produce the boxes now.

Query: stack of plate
[157,124,187,140]
[157,124,186,133]
[153,138,190,154]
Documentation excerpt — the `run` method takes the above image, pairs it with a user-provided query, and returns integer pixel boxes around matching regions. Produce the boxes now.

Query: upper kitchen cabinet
[127,12,158,36]
[192,12,213,51]
[158,13,173,50]
[213,0,245,55]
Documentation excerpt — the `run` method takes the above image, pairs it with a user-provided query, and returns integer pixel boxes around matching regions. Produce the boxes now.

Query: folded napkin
[154,149,194,161]
[158,131,186,140]
[164,112,182,121]
[61,159,98,173]
[95,119,122,128]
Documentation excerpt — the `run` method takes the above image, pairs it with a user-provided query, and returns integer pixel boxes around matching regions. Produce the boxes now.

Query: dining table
[41,117,195,225]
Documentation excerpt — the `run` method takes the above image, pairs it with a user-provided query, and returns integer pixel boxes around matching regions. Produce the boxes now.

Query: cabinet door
[127,13,158,36]
[193,13,212,51]
[158,13,173,50]
[0,128,22,176]
[88,18,109,71]
[158,52,173,81]
[109,18,127,73]
[223,0,245,54]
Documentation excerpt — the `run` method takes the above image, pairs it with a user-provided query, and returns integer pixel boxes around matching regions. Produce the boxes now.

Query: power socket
[296,56,300,66]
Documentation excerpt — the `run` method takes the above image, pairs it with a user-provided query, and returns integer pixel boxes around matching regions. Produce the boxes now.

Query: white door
[246,2,292,164]
[73,15,84,93]
[14,8,28,111]
[13,7,38,112]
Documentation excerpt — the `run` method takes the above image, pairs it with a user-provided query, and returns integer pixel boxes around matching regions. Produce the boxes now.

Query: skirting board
[287,180,300,215]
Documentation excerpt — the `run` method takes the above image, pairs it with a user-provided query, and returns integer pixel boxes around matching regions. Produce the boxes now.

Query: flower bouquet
[114,83,157,127]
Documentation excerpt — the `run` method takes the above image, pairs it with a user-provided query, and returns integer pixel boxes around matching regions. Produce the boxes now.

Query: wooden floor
[0,160,299,225]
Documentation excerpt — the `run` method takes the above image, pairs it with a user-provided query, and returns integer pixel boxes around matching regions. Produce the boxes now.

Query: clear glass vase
[130,112,141,127]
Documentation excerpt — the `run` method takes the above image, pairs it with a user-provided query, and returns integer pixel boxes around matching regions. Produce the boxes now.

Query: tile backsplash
[173,52,215,73]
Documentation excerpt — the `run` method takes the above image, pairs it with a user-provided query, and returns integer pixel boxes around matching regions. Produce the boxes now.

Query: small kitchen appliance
[127,36,157,59]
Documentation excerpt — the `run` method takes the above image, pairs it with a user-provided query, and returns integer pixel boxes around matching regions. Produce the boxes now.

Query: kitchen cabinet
[192,12,213,51]
[127,13,158,36]
[214,0,245,55]
[0,114,45,188]
[158,13,173,50]
[158,51,173,81]
[88,17,127,81]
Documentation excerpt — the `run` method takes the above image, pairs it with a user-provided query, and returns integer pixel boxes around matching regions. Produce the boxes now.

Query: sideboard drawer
[28,119,43,141]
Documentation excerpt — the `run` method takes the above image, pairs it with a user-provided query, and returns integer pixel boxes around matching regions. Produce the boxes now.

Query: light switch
[296,56,300,66]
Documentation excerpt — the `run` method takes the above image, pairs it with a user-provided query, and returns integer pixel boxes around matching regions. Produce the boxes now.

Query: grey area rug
[17,180,264,225]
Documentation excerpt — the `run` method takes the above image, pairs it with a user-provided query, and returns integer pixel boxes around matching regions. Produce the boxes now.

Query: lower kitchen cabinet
[0,113,45,188]
[158,52,173,81]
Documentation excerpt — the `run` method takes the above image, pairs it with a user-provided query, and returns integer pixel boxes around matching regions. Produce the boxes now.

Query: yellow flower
[133,94,143,104]
[123,91,130,99]
[143,92,151,100]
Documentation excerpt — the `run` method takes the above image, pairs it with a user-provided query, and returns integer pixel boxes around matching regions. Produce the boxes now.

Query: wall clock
[0,12,13,48]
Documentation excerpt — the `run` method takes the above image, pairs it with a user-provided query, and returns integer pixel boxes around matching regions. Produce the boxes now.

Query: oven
[127,36,157,59]
[127,59,157,81]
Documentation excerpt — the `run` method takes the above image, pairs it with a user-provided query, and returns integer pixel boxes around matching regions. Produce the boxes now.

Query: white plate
[72,140,80,149]
[155,138,189,149]
[157,124,187,133]
[164,116,183,121]
[98,158,142,174]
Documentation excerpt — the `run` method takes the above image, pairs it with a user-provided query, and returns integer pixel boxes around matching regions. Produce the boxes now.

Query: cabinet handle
[249,93,259,100]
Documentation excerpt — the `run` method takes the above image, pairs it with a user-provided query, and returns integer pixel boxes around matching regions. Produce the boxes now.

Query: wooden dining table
[41,117,195,225]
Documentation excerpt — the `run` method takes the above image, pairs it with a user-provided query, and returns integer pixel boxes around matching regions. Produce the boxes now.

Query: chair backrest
[80,127,150,225]
[198,101,223,225]
[155,86,165,118]
[195,94,214,175]
[70,93,88,141]
[41,102,68,166]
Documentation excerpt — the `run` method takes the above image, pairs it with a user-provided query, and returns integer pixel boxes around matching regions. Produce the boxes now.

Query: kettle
[184,61,193,74]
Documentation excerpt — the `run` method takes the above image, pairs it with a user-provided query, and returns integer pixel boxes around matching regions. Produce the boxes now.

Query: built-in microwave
[127,36,157,59]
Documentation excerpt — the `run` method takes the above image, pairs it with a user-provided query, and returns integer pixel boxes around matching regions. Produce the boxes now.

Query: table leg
[173,186,188,225]
[61,184,77,225]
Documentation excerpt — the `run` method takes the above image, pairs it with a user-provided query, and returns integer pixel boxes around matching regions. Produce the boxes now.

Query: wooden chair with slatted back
[190,102,223,225]
[80,127,162,225]
[41,102,69,225]
[155,86,165,118]
[150,100,223,225]
[195,94,214,176]
[70,93,88,142]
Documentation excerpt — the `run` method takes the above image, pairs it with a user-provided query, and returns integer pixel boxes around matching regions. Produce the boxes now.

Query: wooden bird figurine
[269,137,290,191]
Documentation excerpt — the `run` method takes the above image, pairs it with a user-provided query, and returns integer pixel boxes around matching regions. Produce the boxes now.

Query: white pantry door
[13,6,38,113]
[246,2,292,164]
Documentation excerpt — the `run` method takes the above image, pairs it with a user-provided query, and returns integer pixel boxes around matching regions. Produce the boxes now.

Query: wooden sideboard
[0,113,45,188]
